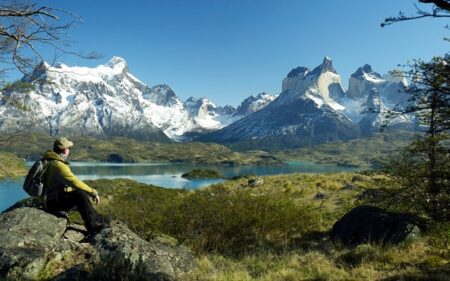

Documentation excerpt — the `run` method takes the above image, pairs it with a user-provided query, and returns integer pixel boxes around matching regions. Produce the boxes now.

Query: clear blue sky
[32,0,450,106]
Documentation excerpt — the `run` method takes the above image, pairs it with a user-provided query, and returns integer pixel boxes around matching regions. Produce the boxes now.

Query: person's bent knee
[71,189,91,203]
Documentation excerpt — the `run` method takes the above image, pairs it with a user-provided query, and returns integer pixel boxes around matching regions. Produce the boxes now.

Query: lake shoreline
[1,161,360,212]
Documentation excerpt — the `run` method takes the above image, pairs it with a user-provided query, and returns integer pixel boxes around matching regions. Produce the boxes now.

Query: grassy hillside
[0,131,418,168]
[277,131,417,167]
[80,173,449,281]
[0,133,282,165]
[0,151,27,179]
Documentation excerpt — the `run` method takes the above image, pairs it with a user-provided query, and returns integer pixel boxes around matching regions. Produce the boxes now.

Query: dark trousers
[46,189,100,232]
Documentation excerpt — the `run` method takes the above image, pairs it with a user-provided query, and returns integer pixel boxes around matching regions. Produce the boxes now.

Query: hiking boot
[87,220,109,235]
[99,215,111,225]
[50,210,69,219]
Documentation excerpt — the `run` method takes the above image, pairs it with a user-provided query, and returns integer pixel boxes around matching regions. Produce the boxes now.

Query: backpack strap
[40,159,54,199]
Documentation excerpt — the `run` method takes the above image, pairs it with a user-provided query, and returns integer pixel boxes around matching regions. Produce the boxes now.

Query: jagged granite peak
[23,61,51,81]
[103,56,130,77]
[310,56,337,75]
[217,105,237,116]
[185,97,224,120]
[199,57,358,149]
[340,65,413,135]
[199,57,415,149]
[144,84,181,107]
[235,92,278,116]
[361,64,373,73]
[351,64,381,79]
[282,57,345,110]
[184,96,236,116]
[347,64,388,99]
[106,56,128,69]
[180,97,239,138]
[184,96,214,115]
[287,66,310,78]
[345,64,409,113]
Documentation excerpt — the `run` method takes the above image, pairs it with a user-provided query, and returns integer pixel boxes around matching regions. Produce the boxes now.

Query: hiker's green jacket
[43,151,98,202]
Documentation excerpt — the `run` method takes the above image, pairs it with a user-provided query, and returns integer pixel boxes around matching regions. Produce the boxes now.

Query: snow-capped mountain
[338,64,413,135]
[183,97,238,132]
[0,56,415,147]
[198,58,415,148]
[0,57,170,141]
[0,57,258,141]
[199,57,360,147]
[234,93,278,117]
[179,94,277,140]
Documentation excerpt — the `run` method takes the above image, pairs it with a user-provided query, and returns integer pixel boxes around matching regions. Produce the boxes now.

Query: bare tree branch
[0,0,100,81]
[420,0,450,11]
[381,0,450,27]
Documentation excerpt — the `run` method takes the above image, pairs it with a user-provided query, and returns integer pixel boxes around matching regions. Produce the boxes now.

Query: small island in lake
[181,169,223,179]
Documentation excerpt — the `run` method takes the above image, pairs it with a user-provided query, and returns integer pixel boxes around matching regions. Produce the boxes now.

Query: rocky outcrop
[330,205,422,246]
[0,207,95,281]
[0,206,195,281]
[93,223,194,281]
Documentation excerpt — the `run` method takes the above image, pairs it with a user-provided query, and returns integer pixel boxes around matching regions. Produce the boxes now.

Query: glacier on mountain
[198,57,414,148]
[0,57,275,141]
[0,56,414,146]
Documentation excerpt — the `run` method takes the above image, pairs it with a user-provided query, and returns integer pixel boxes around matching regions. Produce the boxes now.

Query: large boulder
[330,205,421,246]
[0,207,96,281]
[0,207,195,280]
[92,223,195,281]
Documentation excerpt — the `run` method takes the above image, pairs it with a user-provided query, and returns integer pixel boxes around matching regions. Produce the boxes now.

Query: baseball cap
[54,137,74,149]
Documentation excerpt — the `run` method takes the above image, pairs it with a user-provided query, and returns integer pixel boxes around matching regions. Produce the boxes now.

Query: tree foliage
[405,56,450,133]
[377,56,450,221]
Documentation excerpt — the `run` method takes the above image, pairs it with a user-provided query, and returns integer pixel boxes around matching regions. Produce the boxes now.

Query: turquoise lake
[0,161,358,212]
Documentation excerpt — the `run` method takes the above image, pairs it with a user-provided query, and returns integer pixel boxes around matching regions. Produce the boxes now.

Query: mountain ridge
[0,57,276,141]
[0,56,414,148]
[198,57,412,149]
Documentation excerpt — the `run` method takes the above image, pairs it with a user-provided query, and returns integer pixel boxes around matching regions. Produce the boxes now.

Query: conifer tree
[380,56,450,220]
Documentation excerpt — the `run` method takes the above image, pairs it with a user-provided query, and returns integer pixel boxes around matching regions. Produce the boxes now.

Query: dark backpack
[23,159,51,197]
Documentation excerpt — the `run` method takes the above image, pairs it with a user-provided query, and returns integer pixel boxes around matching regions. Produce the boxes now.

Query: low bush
[181,169,223,179]
[92,178,322,256]
[87,176,449,281]
[164,185,319,255]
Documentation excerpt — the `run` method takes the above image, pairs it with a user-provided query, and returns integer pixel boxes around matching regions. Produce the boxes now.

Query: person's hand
[91,190,100,205]
[94,195,100,205]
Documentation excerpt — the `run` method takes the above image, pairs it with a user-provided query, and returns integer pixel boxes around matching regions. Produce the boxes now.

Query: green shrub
[81,176,450,281]
[89,179,184,240]
[181,169,223,179]
[163,185,319,255]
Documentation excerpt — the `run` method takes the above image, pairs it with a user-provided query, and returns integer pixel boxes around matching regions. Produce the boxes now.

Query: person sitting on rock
[43,137,108,234]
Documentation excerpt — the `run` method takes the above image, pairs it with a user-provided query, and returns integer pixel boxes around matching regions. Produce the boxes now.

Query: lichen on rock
[0,206,194,280]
